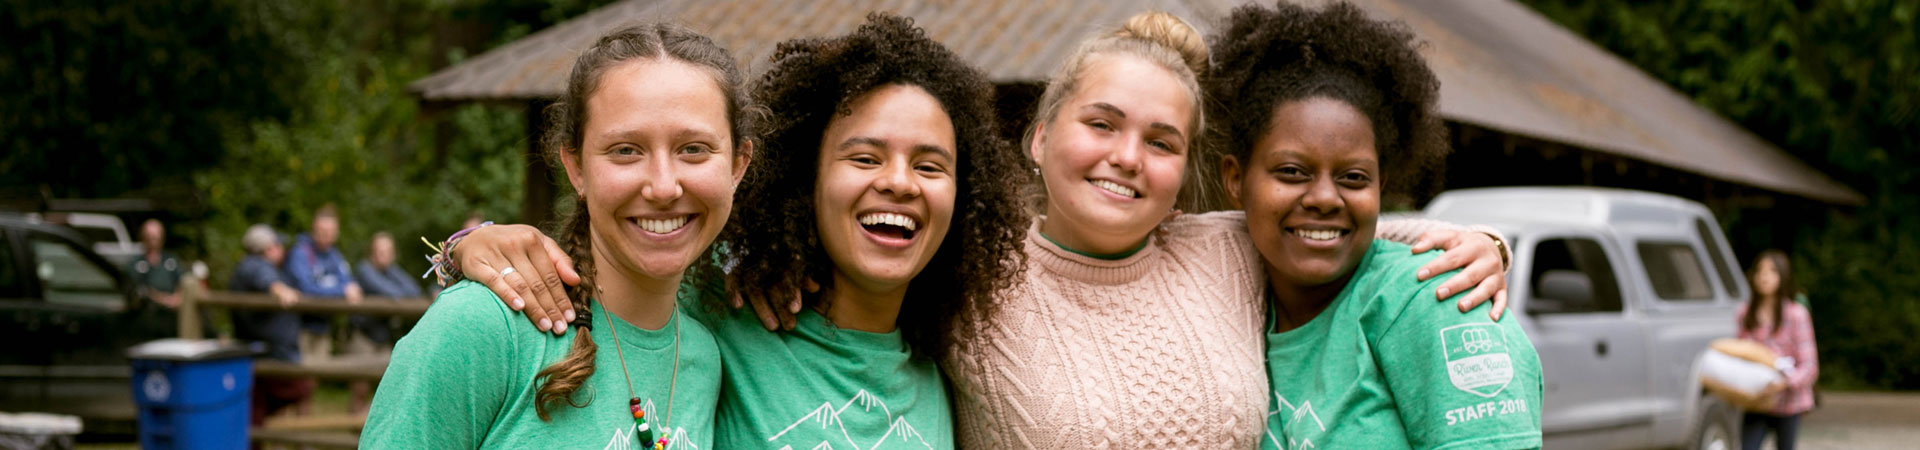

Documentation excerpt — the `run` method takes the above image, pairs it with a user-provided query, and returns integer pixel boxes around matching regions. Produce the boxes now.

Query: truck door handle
[1595,340,1609,357]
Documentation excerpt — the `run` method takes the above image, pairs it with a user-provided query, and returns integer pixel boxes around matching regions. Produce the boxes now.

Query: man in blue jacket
[284,204,361,361]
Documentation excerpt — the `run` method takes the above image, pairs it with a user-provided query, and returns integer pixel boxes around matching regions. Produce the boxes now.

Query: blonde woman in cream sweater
[936,13,1511,448]
[442,11,1512,449]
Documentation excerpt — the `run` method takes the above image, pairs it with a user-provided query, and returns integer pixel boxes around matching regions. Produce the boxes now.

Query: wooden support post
[178,280,202,340]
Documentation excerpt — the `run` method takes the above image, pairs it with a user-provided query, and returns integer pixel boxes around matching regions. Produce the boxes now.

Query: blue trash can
[127,339,254,450]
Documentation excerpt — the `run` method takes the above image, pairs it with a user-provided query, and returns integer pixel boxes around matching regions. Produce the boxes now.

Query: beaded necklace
[598,303,679,450]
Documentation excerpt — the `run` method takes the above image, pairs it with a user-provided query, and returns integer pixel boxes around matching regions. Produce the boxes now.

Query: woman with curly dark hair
[443,13,1026,448]
[692,12,1025,448]
[1208,2,1542,448]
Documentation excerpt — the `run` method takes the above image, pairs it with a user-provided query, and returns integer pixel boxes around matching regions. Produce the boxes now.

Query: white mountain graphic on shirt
[1265,392,1327,450]
[603,398,699,450]
[768,389,933,450]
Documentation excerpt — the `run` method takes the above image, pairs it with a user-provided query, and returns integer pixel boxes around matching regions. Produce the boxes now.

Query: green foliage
[192,0,537,286]
[3,0,626,285]
[0,0,296,197]
[1524,0,1920,389]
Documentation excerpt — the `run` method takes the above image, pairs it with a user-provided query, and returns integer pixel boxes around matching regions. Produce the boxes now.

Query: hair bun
[1116,11,1208,76]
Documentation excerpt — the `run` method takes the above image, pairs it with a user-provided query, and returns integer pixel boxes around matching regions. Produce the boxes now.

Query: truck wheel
[1692,395,1739,450]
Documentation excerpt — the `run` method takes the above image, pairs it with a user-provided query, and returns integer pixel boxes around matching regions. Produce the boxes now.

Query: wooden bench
[253,354,390,381]
[252,428,361,449]
[177,287,429,380]
[179,289,433,340]
[251,409,368,448]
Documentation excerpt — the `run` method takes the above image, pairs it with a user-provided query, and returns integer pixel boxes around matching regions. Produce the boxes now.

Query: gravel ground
[1774,391,1920,450]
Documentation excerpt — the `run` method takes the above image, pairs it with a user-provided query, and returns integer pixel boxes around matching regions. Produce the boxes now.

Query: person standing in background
[127,219,184,308]
[284,203,363,361]
[349,231,419,413]
[230,224,313,425]
[1736,250,1819,450]
[353,231,420,346]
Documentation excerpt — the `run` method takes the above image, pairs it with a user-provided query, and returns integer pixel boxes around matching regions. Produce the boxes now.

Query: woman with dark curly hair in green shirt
[1208,2,1544,449]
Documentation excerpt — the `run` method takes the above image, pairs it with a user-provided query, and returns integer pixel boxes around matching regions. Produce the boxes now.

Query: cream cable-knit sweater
[943,211,1493,449]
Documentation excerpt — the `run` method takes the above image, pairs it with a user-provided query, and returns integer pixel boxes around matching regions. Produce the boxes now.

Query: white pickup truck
[1423,187,1745,450]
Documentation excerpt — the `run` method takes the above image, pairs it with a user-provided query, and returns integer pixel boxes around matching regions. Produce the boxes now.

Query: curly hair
[1204,1,1449,201]
[533,22,756,422]
[724,12,1027,361]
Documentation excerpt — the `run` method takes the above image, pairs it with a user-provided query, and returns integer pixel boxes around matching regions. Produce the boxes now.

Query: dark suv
[0,215,176,433]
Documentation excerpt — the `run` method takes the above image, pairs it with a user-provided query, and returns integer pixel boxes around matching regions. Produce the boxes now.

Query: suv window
[1638,241,1713,301]
[30,236,123,309]
[76,227,120,246]
[0,233,18,295]
[1528,237,1623,314]
[1696,219,1740,298]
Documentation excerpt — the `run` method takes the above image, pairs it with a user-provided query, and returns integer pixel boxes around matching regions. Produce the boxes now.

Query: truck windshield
[1695,219,1741,298]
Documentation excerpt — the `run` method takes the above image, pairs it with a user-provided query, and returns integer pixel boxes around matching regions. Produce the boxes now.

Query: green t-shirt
[127,252,182,294]
[684,279,954,449]
[363,281,722,450]
[1262,241,1543,450]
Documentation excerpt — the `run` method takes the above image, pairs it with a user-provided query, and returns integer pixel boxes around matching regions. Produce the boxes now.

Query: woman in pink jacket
[1735,249,1818,450]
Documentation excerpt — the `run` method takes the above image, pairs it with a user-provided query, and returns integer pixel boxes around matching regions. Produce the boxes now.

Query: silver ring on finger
[499,266,516,277]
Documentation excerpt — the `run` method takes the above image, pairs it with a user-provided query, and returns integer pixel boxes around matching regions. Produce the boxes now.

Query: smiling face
[1032,54,1194,253]
[814,84,958,298]
[560,58,747,286]
[1225,97,1381,293]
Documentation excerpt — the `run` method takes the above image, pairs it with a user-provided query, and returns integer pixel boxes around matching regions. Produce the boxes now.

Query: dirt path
[1787,391,1920,450]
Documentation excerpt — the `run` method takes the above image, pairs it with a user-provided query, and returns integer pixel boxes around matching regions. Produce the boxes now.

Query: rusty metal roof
[412,0,1864,205]
[408,0,1227,100]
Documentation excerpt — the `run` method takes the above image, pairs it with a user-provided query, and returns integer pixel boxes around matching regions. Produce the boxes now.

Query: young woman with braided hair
[364,22,755,449]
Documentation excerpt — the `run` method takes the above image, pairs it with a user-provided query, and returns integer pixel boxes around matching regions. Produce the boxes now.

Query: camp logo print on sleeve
[1440,323,1515,398]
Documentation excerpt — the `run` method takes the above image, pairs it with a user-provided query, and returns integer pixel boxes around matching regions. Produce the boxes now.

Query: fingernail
[539,318,552,332]
[564,309,576,323]
[555,322,568,334]
[1417,269,1430,278]
[511,298,524,310]
[1437,287,1450,297]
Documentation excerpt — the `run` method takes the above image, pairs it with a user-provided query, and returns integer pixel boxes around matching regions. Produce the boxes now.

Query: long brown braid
[532,195,600,420]
[529,22,756,421]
